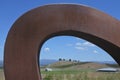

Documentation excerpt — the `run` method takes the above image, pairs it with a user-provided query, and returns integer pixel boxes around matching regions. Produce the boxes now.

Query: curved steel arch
[4,4,120,80]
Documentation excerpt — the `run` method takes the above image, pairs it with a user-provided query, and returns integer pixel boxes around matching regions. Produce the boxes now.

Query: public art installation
[4,4,120,80]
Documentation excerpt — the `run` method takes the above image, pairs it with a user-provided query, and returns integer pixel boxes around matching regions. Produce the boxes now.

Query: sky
[40,36,116,62]
[0,0,120,62]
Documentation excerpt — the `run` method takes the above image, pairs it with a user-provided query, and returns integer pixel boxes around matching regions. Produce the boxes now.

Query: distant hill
[0,59,118,68]
[39,59,119,67]
[40,59,57,66]
[44,61,119,70]
[94,61,118,64]
[0,60,3,68]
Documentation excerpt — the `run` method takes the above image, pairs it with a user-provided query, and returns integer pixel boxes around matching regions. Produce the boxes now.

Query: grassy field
[41,69,120,80]
[0,69,5,80]
[0,69,120,80]
[0,61,120,80]
[41,61,120,80]
[0,68,120,80]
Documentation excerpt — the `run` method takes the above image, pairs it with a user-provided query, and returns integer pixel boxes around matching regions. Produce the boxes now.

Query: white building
[45,68,52,71]
[97,67,119,72]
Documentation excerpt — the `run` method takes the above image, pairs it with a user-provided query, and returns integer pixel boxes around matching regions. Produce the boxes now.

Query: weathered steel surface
[4,4,120,80]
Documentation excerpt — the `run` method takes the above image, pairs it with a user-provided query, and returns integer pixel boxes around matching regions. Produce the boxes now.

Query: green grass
[0,68,5,80]
[41,61,120,80]
[41,69,120,80]
[0,68,120,80]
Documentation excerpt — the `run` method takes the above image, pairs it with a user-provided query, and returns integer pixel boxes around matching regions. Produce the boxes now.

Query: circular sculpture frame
[4,4,120,80]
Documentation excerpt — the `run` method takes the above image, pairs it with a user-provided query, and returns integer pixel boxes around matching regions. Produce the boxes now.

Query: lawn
[40,61,120,80]
[1,68,120,80]
[41,69,120,80]
[0,69,5,80]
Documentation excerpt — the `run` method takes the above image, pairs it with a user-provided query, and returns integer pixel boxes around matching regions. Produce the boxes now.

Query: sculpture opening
[40,36,120,80]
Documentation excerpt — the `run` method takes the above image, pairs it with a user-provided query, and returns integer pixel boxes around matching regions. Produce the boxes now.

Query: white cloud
[74,41,96,51]
[75,42,86,50]
[66,41,95,51]
[83,42,95,47]
[75,46,85,50]
[44,47,50,52]
[93,50,99,53]
[75,42,95,47]
[75,42,82,46]
[76,37,81,40]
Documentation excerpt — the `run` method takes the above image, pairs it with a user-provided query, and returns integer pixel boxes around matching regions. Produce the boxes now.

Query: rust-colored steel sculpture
[4,4,120,80]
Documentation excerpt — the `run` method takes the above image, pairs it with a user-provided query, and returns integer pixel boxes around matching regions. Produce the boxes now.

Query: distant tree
[63,59,65,61]
[69,59,72,62]
[59,58,62,61]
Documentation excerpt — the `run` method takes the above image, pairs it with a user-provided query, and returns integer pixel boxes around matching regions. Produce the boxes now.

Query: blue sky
[0,0,120,62]
[40,36,116,62]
